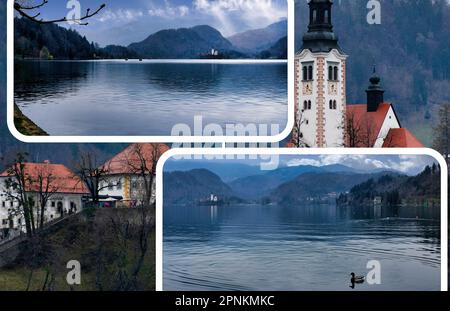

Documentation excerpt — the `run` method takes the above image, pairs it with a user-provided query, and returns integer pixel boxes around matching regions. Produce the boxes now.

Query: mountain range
[14,18,287,60]
[228,20,287,53]
[163,164,403,205]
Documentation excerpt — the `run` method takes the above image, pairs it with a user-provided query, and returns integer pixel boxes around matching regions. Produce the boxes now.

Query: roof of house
[382,128,424,148]
[102,143,170,175]
[0,161,88,194]
[346,103,398,147]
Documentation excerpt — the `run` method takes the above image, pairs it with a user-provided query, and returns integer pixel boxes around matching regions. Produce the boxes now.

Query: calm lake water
[163,204,441,291]
[14,60,288,136]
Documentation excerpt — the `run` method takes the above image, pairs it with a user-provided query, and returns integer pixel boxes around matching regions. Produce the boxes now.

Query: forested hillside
[336,164,440,207]
[14,18,138,59]
[295,0,450,145]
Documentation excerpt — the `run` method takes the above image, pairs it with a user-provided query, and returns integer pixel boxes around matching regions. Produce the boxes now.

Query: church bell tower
[294,0,347,147]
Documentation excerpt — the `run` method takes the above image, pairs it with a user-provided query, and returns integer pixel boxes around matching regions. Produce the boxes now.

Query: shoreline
[13,103,48,136]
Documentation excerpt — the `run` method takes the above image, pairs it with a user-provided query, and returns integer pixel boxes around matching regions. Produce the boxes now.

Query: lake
[163,204,441,291]
[14,60,288,136]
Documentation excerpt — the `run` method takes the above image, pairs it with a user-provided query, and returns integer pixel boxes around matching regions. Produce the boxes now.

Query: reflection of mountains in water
[338,204,440,221]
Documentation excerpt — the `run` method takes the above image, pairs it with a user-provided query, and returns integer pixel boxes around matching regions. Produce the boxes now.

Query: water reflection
[14,60,288,136]
[163,204,440,291]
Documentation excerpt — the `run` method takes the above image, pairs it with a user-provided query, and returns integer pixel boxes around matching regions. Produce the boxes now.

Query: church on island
[289,0,423,148]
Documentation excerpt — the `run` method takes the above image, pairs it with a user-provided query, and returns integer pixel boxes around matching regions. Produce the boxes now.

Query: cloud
[287,158,321,167]
[283,155,434,175]
[193,0,286,35]
[148,1,190,18]
[98,9,144,23]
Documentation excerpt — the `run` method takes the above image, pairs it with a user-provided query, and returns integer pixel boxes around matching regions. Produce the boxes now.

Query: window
[302,63,314,81]
[324,10,329,23]
[329,100,337,110]
[303,101,307,111]
[108,182,113,190]
[1,201,4,208]
[328,65,339,81]
[116,180,122,190]
[2,219,7,225]
[10,201,13,207]
[51,201,55,208]
[308,100,312,110]
[313,9,317,22]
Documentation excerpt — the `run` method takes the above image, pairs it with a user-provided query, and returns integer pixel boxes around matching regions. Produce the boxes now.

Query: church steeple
[366,66,385,112]
[302,0,341,53]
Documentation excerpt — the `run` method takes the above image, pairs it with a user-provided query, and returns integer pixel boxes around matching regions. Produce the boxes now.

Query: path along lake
[163,204,440,291]
[14,60,288,136]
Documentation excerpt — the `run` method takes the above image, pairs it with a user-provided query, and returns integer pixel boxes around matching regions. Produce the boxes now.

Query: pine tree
[432,103,450,164]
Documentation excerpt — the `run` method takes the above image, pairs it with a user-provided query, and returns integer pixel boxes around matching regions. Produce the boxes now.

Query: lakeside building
[290,0,423,148]
[0,161,88,235]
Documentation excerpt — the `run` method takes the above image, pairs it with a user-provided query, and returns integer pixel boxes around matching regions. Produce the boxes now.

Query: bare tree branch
[14,1,106,26]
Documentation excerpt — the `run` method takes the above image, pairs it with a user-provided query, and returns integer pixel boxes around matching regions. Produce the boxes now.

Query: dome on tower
[301,0,342,53]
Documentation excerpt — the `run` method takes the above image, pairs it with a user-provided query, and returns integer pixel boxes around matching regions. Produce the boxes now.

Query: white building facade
[295,0,347,148]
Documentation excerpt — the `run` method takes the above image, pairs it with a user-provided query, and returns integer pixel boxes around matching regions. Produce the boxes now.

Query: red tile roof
[0,162,88,194]
[346,103,394,147]
[382,128,424,148]
[102,143,170,175]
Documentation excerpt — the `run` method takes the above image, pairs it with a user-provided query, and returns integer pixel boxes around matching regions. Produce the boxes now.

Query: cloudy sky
[283,154,437,175]
[166,154,437,176]
[29,0,287,46]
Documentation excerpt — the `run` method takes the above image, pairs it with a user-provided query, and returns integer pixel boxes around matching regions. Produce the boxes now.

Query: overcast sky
[166,154,437,176]
[29,0,287,46]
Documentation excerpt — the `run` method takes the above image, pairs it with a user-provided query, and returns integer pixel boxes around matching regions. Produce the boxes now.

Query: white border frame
[7,0,295,143]
[156,148,448,291]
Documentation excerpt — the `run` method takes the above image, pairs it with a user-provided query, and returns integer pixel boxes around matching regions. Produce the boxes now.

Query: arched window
[303,100,307,110]
[308,100,312,110]
[313,10,317,23]
[303,66,307,81]
[328,66,333,80]
[329,100,333,109]
[308,66,313,80]
[333,100,337,109]
[334,66,339,81]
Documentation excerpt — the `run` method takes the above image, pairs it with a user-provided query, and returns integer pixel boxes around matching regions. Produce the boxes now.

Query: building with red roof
[382,128,424,148]
[292,0,422,148]
[99,143,169,207]
[0,161,88,232]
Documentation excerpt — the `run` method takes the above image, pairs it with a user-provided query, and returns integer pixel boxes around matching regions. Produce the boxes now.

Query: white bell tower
[294,0,347,148]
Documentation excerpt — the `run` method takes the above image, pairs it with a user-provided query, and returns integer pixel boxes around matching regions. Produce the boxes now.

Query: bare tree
[33,163,60,228]
[3,153,34,237]
[293,108,309,148]
[14,0,105,25]
[345,112,381,148]
[125,144,164,207]
[73,151,111,206]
